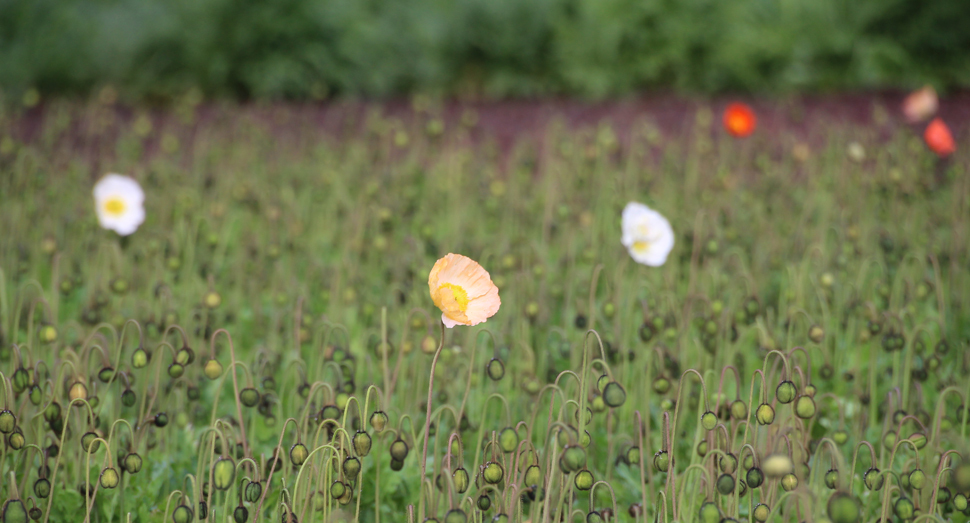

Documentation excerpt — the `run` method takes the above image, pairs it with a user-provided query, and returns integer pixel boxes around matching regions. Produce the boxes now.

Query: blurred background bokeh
[2,0,969,102]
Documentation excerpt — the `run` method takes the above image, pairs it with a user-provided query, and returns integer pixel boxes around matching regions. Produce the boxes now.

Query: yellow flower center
[437,283,469,312]
[632,240,650,253]
[103,197,126,217]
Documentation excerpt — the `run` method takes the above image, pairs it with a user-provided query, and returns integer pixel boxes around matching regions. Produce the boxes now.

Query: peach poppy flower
[428,253,501,328]
[723,103,756,137]
[924,118,955,158]
[902,86,937,123]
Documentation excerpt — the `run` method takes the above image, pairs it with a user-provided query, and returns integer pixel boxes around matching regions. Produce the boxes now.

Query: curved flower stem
[210,328,250,458]
[417,320,445,523]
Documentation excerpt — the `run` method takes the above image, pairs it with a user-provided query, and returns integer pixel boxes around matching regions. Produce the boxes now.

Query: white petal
[441,313,460,328]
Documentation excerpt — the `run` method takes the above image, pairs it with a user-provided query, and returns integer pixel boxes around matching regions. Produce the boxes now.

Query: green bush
[1,0,968,99]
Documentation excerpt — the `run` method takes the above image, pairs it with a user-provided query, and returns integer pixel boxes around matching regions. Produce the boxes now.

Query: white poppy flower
[621,202,674,266]
[93,174,145,236]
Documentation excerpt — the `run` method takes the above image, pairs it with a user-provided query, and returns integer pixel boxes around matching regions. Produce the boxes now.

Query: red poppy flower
[924,118,955,157]
[723,103,756,137]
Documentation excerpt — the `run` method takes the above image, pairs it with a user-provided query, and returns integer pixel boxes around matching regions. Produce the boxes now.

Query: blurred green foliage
[1,0,969,100]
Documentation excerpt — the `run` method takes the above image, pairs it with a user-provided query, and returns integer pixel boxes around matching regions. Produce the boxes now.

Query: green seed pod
[626,447,641,465]
[7,430,24,450]
[187,386,200,401]
[38,324,58,344]
[893,497,914,520]
[369,411,388,432]
[716,474,735,496]
[244,481,262,503]
[100,467,120,489]
[756,404,775,425]
[453,468,469,493]
[524,465,541,487]
[177,346,197,366]
[937,487,951,504]
[698,501,720,523]
[343,457,361,478]
[781,473,798,491]
[953,462,970,492]
[824,469,838,489]
[753,504,770,523]
[97,367,115,383]
[696,440,708,457]
[742,454,754,470]
[0,411,16,434]
[700,411,717,431]
[204,291,221,309]
[319,404,340,420]
[124,453,143,474]
[602,382,626,408]
[827,493,861,523]
[131,348,149,369]
[172,504,193,523]
[908,432,926,449]
[498,427,518,453]
[43,403,60,423]
[956,493,970,511]
[121,389,137,407]
[486,358,505,381]
[794,395,816,418]
[652,376,671,394]
[11,368,30,394]
[882,432,896,448]
[832,430,848,445]
[2,500,27,523]
[483,462,504,484]
[477,494,491,511]
[33,478,51,498]
[864,468,884,491]
[329,480,346,499]
[28,386,41,406]
[746,467,764,488]
[212,457,235,490]
[586,512,603,523]
[730,400,747,420]
[199,501,209,520]
[233,505,249,523]
[595,374,610,393]
[390,438,409,461]
[775,381,797,404]
[28,507,40,521]
[574,469,594,491]
[289,443,309,467]
[808,325,825,343]
[559,446,586,473]
[353,431,372,456]
[239,388,260,407]
[154,412,169,427]
[390,459,404,471]
[167,363,184,379]
[81,431,100,453]
[444,509,467,523]
[720,453,737,474]
[654,450,669,472]
[909,469,926,490]
[204,360,223,380]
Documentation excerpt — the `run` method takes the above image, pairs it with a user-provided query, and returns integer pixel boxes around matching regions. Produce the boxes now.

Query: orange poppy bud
[924,118,955,158]
[723,103,756,138]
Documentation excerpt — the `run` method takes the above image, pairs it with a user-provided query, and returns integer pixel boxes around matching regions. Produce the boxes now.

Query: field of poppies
[0,92,967,523]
